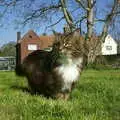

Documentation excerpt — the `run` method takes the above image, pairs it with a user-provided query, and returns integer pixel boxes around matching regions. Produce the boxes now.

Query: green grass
[0,69,120,120]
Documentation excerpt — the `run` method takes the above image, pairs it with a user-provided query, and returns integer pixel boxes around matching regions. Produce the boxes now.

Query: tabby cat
[15,31,88,100]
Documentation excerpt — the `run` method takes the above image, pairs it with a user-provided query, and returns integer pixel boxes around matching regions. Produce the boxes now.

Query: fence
[0,57,16,71]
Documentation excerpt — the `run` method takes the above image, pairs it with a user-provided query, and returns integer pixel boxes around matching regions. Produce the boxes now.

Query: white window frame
[28,44,37,50]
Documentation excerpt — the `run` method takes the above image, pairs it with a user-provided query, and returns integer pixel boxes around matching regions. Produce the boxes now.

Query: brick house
[16,30,55,65]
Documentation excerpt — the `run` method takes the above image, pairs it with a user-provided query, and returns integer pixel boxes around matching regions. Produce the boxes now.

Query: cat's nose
[59,46,64,51]
[61,49,65,53]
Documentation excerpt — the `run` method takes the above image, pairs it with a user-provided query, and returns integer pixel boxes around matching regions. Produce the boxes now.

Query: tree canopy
[0,41,16,57]
[0,0,120,63]
[0,0,120,39]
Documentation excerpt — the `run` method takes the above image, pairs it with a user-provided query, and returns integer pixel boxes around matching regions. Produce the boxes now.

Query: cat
[15,31,88,100]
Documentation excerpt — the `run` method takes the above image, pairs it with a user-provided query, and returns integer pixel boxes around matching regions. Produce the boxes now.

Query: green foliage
[87,55,120,70]
[0,41,16,57]
[86,63,110,70]
[0,70,120,120]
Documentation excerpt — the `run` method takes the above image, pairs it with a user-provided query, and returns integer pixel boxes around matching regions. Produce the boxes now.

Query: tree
[0,41,16,56]
[0,0,120,63]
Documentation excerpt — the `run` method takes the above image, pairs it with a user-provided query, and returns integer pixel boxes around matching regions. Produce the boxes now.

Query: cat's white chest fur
[58,64,79,83]
[56,57,83,91]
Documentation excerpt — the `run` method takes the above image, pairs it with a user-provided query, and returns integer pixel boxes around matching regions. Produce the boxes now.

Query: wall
[101,35,117,55]
[20,36,42,62]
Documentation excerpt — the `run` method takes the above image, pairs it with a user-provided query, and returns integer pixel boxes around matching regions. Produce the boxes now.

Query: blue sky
[0,0,114,47]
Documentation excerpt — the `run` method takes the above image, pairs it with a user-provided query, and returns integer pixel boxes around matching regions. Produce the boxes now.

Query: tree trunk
[60,0,75,31]
[87,0,94,38]
[101,0,118,42]
[87,0,95,64]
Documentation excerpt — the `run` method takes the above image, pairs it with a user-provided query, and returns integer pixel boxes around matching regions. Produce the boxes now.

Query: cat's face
[53,33,72,58]
[53,31,86,59]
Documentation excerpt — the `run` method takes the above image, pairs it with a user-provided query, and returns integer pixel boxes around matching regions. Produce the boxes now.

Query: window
[106,46,112,50]
[28,44,37,50]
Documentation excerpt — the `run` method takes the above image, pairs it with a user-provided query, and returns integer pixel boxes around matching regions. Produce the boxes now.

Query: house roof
[105,34,118,44]
[17,30,40,43]
[17,30,55,48]
[39,35,55,48]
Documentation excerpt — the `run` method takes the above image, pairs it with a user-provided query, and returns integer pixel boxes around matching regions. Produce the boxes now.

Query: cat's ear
[52,30,62,43]
[52,30,61,36]
[73,29,80,38]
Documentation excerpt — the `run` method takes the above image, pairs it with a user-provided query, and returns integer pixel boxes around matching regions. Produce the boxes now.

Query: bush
[87,55,120,70]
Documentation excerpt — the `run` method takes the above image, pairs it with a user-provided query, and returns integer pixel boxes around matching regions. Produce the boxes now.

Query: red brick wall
[16,30,55,64]
[20,38,42,62]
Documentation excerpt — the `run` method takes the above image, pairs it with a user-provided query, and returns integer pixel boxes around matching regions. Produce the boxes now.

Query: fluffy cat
[15,31,88,100]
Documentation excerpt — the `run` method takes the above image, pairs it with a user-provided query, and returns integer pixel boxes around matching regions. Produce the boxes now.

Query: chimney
[16,32,21,66]
[17,32,21,42]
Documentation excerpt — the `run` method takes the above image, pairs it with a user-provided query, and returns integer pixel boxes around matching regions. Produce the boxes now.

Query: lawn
[0,69,120,120]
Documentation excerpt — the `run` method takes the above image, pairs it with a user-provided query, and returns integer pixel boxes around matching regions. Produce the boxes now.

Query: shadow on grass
[10,85,53,99]
[10,85,31,93]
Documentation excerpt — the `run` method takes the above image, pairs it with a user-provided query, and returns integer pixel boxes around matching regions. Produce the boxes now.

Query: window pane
[106,46,112,50]
[28,44,37,50]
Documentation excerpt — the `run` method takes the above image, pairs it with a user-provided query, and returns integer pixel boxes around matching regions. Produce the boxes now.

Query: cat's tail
[15,64,25,76]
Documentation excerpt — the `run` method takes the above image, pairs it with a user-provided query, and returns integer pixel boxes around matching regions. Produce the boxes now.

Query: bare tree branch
[60,0,75,31]
[0,0,17,18]
[87,0,95,38]
[45,16,64,30]
[75,16,87,34]
[75,0,89,11]
[101,0,119,42]
[22,4,61,25]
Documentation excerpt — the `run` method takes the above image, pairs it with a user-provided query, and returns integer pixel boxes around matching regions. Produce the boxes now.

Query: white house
[101,35,118,55]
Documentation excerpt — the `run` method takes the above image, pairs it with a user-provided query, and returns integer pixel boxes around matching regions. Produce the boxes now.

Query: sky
[0,0,115,47]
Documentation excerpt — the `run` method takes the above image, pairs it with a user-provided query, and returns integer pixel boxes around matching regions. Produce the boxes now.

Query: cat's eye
[63,43,66,46]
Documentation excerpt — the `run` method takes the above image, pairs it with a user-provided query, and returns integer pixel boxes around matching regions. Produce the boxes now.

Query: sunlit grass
[0,69,120,120]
